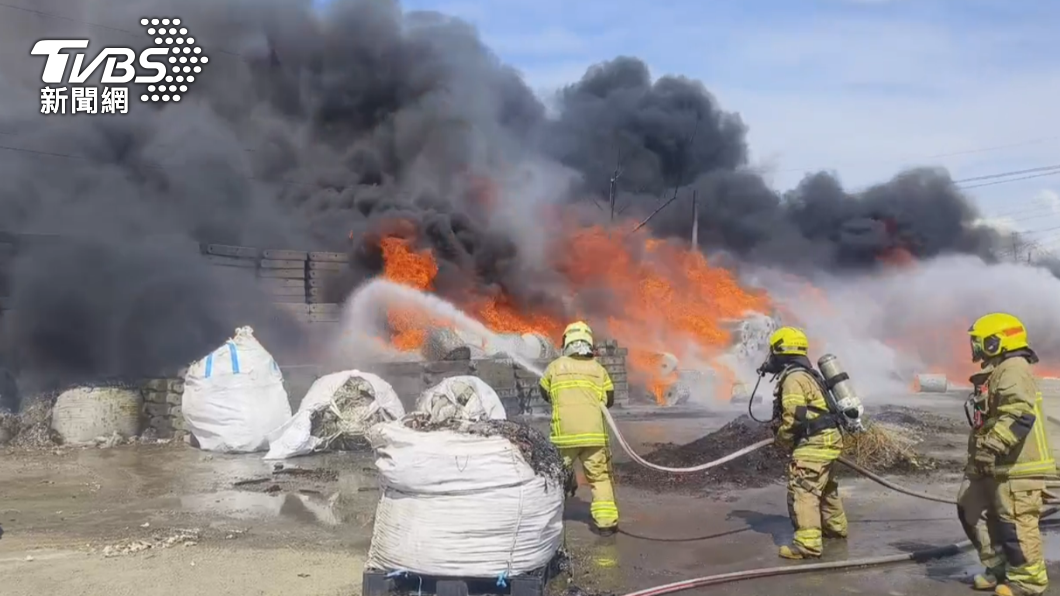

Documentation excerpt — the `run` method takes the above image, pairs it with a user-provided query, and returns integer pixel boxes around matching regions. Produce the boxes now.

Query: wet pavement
[0,392,1057,596]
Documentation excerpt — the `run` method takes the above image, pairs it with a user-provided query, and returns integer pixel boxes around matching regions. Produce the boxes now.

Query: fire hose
[598,406,1060,595]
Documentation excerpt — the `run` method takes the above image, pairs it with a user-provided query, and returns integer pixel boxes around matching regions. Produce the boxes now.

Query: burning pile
[375,226,773,403]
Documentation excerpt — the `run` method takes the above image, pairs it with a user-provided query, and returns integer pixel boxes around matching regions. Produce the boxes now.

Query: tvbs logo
[31,17,208,112]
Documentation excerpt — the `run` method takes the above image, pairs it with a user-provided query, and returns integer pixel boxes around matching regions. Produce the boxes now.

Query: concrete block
[422,360,473,375]
[144,402,171,417]
[167,379,184,393]
[597,356,624,367]
[261,249,307,261]
[474,360,517,387]
[142,378,169,391]
[307,251,348,263]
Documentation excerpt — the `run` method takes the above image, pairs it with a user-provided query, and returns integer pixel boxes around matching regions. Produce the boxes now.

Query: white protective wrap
[414,375,507,424]
[182,327,291,453]
[365,422,564,577]
[264,370,405,460]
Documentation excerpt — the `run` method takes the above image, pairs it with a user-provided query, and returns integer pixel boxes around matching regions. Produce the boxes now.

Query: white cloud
[1033,189,1060,214]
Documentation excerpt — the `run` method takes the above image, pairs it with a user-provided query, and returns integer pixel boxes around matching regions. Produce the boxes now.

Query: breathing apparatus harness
[963,349,1039,430]
[964,375,988,430]
[747,353,866,438]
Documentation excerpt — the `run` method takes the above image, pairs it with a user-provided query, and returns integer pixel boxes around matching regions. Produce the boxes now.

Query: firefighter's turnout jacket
[775,367,844,461]
[967,354,1056,480]
[539,355,614,448]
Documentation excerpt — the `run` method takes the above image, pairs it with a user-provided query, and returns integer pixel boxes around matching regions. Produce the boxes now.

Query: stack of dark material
[403,414,567,487]
[306,251,348,305]
[258,249,308,303]
[200,243,260,271]
[199,244,312,304]
[594,340,628,405]
[614,416,786,492]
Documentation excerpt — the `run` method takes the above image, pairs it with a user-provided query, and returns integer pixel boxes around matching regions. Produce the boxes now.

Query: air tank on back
[817,354,866,433]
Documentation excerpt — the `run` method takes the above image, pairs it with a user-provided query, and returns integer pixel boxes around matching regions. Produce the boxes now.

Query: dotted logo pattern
[137,18,208,103]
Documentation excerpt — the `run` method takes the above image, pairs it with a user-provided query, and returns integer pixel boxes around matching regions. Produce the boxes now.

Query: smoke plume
[0,0,1025,409]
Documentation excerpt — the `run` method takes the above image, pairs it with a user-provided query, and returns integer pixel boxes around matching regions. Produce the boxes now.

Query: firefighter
[956,312,1055,596]
[762,326,848,559]
[539,321,618,535]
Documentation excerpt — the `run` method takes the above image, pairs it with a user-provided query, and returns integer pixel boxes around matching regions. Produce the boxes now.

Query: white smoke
[752,254,1060,401]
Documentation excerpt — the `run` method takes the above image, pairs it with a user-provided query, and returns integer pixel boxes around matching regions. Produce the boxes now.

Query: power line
[953,164,1060,184]
[1017,223,1060,236]
[959,169,1060,190]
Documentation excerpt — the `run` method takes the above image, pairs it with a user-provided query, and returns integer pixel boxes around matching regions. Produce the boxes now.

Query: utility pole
[691,190,698,248]
[608,174,617,222]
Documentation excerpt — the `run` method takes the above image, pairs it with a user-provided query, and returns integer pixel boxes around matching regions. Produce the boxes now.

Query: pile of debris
[616,412,961,493]
[232,464,341,494]
[309,376,381,452]
[92,528,202,558]
[402,414,567,486]
[0,400,60,448]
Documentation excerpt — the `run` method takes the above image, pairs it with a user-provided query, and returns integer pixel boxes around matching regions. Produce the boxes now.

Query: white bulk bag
[414,376,507,424]
[181,326,291,453]
[264,370,404,460]
[365,422,564,577]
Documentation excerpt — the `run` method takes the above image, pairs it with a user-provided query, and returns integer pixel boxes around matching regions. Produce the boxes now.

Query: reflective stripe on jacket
[540,355,614,448]
[775,368,843,462]
[968,356,1057,479]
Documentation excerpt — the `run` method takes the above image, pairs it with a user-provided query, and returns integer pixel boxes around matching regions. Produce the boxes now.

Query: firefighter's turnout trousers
[540,355,618,530]
[956,354,1056,594]
[561,446,618,529]
[776,368,848,556]
[958,477,1049,593]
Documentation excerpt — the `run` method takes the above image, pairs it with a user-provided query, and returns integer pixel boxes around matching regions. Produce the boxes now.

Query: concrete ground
[1,392,1058,596]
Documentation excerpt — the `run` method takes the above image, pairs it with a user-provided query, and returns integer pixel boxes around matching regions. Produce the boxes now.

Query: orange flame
[375,220,772,404]
[379,237,439,351]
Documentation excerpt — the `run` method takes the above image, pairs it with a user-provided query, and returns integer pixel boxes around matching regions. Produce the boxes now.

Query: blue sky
[392,0,1059,247]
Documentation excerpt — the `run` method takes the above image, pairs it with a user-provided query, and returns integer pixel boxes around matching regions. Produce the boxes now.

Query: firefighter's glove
[973,447,998,477]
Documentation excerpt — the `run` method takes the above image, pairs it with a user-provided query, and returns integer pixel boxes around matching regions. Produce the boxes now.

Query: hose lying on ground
[619,506,1060,596]
[602,403,1060,503]
[600,406,1060,596]
[600,405,774,473]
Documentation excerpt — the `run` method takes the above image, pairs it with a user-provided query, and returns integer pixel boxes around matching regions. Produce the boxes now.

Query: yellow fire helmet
[768,326,809,356]
[968,312,1029,362]
[562,321,594,349]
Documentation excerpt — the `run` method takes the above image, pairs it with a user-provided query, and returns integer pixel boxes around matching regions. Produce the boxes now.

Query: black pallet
[363,559,558,596]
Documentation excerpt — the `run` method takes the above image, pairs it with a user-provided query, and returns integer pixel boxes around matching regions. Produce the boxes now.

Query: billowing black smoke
[0,0,1010,407]
[545,57,1005,270]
